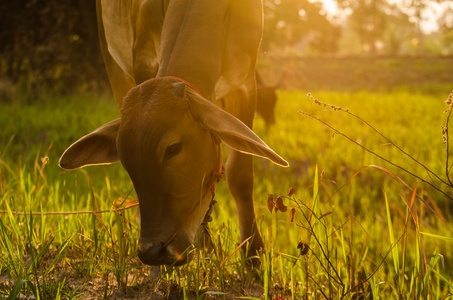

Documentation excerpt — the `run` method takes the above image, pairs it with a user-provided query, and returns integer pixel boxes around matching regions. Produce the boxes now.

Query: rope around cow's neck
[164,75,204,96]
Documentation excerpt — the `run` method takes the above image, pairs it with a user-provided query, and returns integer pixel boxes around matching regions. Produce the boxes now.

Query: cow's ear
[59,119,121,169]
[187,91,289,167]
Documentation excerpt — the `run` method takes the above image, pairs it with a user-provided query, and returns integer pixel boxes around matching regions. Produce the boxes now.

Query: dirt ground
[1,263,292,299]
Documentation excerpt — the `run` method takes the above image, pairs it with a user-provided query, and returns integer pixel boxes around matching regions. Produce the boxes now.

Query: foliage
[338,0,389,54]
[0,0,107,97]
[437,6,453,55]
[1,88,452,298]
[262,0,341,54]
[334,0,453,55]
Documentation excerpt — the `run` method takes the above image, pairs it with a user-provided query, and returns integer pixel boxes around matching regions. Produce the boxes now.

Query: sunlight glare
[309,0,338,16]
[311,0,450,33]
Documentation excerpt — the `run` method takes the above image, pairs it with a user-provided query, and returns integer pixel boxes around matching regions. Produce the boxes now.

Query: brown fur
[60,0,288,266]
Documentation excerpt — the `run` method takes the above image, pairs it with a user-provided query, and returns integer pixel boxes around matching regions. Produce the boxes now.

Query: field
[1,72,453,298]
[257,56,453,93]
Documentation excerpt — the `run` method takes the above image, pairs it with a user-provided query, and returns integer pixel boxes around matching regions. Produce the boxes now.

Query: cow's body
[60,0,288,266]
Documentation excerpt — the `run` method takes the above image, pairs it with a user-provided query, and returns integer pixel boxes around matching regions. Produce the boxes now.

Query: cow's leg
[226,148,264,258]
[96,0,136,109]
[223,88,264,262]
[132,0,164,84]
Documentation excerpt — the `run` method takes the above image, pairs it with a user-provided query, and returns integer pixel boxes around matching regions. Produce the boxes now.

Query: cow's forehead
[123,79,188,112]
[121,82,189,129]
[119,101,189,150]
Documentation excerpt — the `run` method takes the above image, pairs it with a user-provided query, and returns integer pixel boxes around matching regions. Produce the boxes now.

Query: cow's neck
[157,0,228,101]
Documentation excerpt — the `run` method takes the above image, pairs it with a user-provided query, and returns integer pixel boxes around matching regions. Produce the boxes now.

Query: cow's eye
[164,142,182,161]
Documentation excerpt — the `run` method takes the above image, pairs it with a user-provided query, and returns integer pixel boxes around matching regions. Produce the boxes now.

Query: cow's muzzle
[138,239,193,266]
[138,200,217,266]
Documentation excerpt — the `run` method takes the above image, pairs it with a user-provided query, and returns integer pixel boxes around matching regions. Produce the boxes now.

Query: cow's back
[97,0,166,108]
[97,0,262,109]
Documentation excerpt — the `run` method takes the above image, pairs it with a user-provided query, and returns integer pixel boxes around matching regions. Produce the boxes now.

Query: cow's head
[59,77,287,266]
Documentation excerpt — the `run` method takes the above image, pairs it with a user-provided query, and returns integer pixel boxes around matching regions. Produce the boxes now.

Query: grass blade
[420,231,453,242]
[43,234,74,277]
[0,218,21,279]
[7,279,36,300]
[219,235,253,267]
[385,193,399,274]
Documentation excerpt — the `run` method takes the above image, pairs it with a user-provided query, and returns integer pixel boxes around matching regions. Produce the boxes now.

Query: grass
[1,88,453,299]
[257,56,453,94]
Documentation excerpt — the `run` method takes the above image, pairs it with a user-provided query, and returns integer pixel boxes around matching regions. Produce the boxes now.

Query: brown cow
[59,0,288,266]
[256,71,278,128]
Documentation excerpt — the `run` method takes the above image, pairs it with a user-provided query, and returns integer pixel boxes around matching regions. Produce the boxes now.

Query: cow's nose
[138,244,164,265]
[138,243,191,266]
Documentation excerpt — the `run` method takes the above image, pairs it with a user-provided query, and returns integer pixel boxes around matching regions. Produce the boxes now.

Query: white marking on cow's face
[116,78,218,265]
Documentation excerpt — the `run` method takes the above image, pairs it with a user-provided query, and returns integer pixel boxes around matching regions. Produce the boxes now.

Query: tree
[262,0,340,54]
[382,3,415,54]
[336,0,390,54]
[438,6,453,54]
[0,0,107,97]
[337,0,453,55]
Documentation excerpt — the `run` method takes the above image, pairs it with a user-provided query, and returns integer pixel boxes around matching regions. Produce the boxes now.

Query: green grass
[1,89,452,299]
